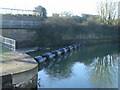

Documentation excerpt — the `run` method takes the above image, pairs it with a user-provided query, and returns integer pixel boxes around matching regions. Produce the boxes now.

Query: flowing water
[28,43,119,88]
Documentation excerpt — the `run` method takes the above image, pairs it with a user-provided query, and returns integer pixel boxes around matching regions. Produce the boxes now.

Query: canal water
[28,43,119,88]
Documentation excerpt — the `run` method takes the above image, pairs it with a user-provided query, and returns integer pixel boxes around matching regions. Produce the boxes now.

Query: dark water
[29,43,119,88]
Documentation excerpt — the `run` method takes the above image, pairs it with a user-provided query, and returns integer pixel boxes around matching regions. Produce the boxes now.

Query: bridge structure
[0,7,44,50]
[0,7,43,29]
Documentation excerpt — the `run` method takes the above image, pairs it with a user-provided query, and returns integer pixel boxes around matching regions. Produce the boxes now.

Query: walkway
[0,51,38,89]
[0,44,10,54]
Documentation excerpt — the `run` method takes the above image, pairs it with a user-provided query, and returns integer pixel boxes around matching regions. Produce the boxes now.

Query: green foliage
[33,5,47,19]
[36,13,118,47]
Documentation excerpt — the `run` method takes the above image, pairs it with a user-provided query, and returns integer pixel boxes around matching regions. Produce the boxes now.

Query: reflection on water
[88,55,118,88]
[36,43,119,88]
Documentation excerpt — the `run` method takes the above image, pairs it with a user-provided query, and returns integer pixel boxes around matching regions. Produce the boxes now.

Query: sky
[0,0,119,16]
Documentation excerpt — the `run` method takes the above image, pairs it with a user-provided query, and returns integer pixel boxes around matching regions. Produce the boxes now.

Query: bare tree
[97,0,118,25]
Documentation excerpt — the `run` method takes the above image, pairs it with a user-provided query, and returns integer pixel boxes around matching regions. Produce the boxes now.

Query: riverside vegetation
[34,13,119,47]
[33,1,119,47]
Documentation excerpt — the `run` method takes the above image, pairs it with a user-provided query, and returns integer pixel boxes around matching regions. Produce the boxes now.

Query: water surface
[29,43,119,88]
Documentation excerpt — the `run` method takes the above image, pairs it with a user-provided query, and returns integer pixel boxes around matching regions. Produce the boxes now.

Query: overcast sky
[0,0,119,16]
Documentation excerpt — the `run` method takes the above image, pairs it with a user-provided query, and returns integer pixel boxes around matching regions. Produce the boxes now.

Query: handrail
[0,7,40,16]
[0,35,16,51]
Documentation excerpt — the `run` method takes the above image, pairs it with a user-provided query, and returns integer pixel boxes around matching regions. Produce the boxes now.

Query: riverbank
[2,28,118,48]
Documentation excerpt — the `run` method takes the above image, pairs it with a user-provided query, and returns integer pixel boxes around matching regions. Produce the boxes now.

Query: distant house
[52,13,60,17]
[82,14,93,18]
[81,13,98,20]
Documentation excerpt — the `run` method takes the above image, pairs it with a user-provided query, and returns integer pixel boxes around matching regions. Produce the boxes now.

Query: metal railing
[0,35,16,51]
[0,7,40,16]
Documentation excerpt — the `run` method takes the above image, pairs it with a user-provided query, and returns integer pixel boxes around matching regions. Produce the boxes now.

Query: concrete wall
[0,15,42,29]
[1,29,38,48]
[0,51,38,89]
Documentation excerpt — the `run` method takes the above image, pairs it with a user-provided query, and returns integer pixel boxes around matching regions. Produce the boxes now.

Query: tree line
[34,0,118,30]
[33,0,119,46]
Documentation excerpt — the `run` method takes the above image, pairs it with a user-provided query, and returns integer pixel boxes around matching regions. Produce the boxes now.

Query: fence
[0,7,40,16]
[0,35,16,51]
